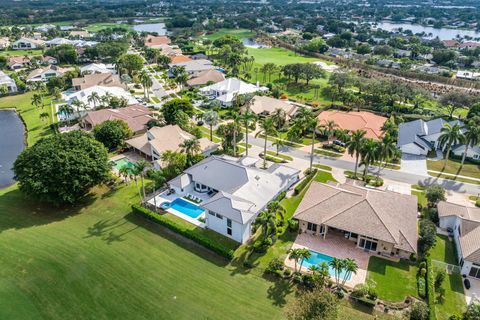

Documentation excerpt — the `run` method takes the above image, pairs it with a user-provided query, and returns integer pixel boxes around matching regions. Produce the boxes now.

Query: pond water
[374,21,480,40]
[132,23,167,35]
[0,110,25,189]
[241,38,271,49]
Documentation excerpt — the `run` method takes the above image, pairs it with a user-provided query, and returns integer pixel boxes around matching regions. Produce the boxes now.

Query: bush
[476,199,480,208]
[410,301,429,320]
[275,191,287,202]
[426,257,436,320]
[266,258,284,274]
[351,284,368,298]
[417,277,426,298]
[434,268,446,289]
[294,169,317,195]
[356,296,376,308]
[132,204,235,259]
[322,143,345,153]
[288,219,299,232]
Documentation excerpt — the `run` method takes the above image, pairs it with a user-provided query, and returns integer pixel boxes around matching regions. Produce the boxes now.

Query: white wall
[205,210,250,243]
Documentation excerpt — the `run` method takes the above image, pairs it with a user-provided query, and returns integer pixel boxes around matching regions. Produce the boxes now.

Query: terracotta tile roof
[144,35,171,47]
[317,110,387,140]
[442,39,459,47]
[82,104,152,133]
[186,69,225,86]
[170,55,192,64]
[8,56,30,66]
[294,182,418,253]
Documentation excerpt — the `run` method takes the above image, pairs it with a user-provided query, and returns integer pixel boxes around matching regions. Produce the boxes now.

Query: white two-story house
[168,156,300,243]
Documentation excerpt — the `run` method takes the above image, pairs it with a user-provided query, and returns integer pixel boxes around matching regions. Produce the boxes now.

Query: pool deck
[285,232,372,288]
[148,190,208,228]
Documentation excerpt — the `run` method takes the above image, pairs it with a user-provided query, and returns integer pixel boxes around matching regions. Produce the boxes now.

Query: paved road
[246,135,480,195]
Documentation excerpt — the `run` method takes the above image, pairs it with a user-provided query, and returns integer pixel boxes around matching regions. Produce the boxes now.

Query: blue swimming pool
[303,250,352,281]
[168,198,205,219]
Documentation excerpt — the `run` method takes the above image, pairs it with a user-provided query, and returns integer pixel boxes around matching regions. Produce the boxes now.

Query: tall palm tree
[341,258,358,287]
[240,109,257,156]
[57,104,74,125]
[360,138,380,180]
[203,110,219,142]
[230,111,241,157]
[322,120,337,143]
[287,248,302,273]
[256,211,276,241]
[272,135,285,156]
[31,93,42,109]
[346,130,367,178]
[87,92,101,109]
[329,257,345,289]
[118,166,131,183]
[133,160,148,202]
[271,108,287,129]
[438,123,464,167]
[376,135,399,179]
[460,120,480,168]
[256,117,277,168]
[297,248,312,272]
[140,70,153,100]
[180,138,201,165]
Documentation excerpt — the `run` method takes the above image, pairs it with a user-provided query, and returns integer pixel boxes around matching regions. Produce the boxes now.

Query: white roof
[63,86,138,110]
[80,63,113,74]
[200,78,268,103]
[0,71,15,86]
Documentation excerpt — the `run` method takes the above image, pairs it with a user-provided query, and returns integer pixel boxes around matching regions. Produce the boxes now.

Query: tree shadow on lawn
[84,217,139,245]
[124,211,230,268]
[265,276,294,307]
[0,187,96,234]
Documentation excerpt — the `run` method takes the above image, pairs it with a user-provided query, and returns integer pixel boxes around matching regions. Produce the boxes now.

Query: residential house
[442,39,460,48]
[35,24,56,33]
[249,95,298,119]
[0,37,9,50]
[69,31,92,39]
[200,78,268,107]
[459,42,480,50]
[72,73,127,91]
[126,125,219,167]
[438,201,480,279]
[11,37,44,50]
[456,70,480,80]
[294,181,418,259]
[80,63,115,75]
[40,56,58,65]
[8,56,30,70]
[169,59,216,77]
[144,35,171,48]
[170,55,192,64]
[168,155,300,243]
[452,145,480,161]
[397,118,464,156]
[45,38,98,48]
[186,69,225,87]
[317,110,387,140]
[80,104,153,134]
[26,65,73,82]
[0,71,17,93]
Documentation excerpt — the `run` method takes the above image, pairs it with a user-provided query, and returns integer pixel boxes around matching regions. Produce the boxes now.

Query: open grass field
[247,47,319,66]
[427,158,480,179]
[0,92,55,145]
[0,49,44,57]
[86,22,132,32]
[202,28,255,41]
[367,257,418,302]
[430,235,465,320]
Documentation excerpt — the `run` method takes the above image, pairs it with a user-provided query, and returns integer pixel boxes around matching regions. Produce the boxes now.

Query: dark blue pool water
[0,110,25,189]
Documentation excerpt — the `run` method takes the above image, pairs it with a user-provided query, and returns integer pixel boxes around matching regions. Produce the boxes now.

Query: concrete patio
[465,277,480,305]
[286,232,373,288]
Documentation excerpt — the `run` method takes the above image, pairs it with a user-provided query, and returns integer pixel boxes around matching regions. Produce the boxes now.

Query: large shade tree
[93,119,133,151]
[13,131,110,206]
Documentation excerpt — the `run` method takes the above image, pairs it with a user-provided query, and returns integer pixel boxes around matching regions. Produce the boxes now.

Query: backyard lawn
[430,235,465,320]
[367,257,418,302]
[427,158,480,179]
[0,49,44,57]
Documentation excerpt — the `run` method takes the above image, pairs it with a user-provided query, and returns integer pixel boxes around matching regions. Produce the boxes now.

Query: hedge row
[294,169,318,195]
[426,256,436,320]
[132,204,235,259]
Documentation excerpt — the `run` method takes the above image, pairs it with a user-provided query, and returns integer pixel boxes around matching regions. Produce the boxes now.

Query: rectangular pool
[113,157,135,172]
[169,198,205,219]
[303,250,351,281]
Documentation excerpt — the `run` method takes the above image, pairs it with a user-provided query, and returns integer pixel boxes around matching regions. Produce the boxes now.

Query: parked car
[333,140,346,147]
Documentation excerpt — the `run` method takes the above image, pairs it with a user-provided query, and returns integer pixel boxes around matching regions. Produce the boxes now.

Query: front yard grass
[412,190,428,208]
[427,158,480,179]
[367,257,418,302]
[430,235,465,320]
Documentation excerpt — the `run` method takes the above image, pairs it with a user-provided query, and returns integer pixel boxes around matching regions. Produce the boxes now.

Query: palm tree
[180,138,201,165]
[203,110,219,142]
[39,111,49,122]
[256,211,276,241]
[329,257,345,289]
[31,93,42,109]
[133,160,148,202]
[57,104,74,125]
[266,200,286,221]
[287,248,302,273]
[346,130,366,178]
[271,108,287,129]
[376,135,399,180]
[256,117,277,168]
[360,138,379,180]
[297,248,312,272]
[438,123,464,167]
[71,99,87,118]
[460,120,480,168]
[140,70,153,100]
[240,109,257,156]
[322,120,337,143]
[272,135,285,156]
[341,258,358,287]
[118,166,131,183]
[87,92,101,109]
[230,111,241,157]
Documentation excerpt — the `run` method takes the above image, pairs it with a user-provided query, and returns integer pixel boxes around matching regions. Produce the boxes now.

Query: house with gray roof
[168,155,300,243]
[438,201,480,279]
[0,71,17,93]
[293,181,418,259]
[397,118,464,156]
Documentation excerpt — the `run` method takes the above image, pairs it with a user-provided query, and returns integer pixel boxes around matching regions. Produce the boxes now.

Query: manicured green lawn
[0,49,44,57]
[314,170,337,183]
[412,190,428,208]
[0,92,55,145]
[86,22,132,32]
[427,158,480,179]
[202,28,255,41]
[246,47,319,66]
[430,235,465,320]
[367,257,418,302]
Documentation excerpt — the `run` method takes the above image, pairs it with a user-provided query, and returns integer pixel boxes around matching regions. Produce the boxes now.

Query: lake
[132,23,167,35]
[241,38,271,48]
[374,21,480,40]
[0,110,25,189]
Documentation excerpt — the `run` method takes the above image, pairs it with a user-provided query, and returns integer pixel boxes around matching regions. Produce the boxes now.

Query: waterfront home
[200,78,268,107]
[26,65,73,82]
[167,155,300,243]
[144,35,171,48]
[11,37,44,50]
[8,56,31,70]
[0,71,17,93]
[169,59,216,77]
[186,69,225,87]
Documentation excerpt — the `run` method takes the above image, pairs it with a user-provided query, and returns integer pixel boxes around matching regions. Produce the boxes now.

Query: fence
[432,260,461,275]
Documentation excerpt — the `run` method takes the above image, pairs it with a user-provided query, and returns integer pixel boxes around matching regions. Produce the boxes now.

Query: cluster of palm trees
[118,159,149,203]
[438,118,480,168]
[287,248,358,290]
[255,200,286,242]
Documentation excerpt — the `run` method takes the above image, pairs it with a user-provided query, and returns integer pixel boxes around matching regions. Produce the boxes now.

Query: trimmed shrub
[426,256,436,320]
[294,169,318,195]
[132,204,235,259]
[417,277,426,299]
[266,258,284,274]
[476,199,480,208]
[288,219,299,232]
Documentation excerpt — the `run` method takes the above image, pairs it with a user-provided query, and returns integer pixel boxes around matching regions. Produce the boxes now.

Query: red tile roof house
[317,110,387,140]
[79,104,153,134]
[442,39,460,48]
[8,56,31,70]
[144,35,171,48]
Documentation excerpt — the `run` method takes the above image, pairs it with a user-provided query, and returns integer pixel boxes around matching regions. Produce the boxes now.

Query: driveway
[400,154,428,176]
[465,277,480,305]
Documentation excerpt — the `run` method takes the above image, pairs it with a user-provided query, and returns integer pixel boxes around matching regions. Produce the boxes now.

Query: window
[359,238,378,251]
[227,218,232,236]
[469,266,480,279]
[215,213,223,220]
[307,222,317,232]
[208,211,215,216]
[319,225,325,234]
